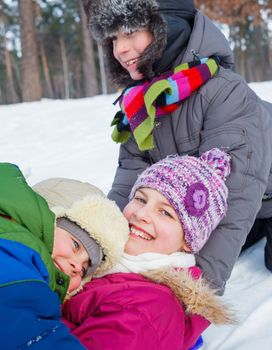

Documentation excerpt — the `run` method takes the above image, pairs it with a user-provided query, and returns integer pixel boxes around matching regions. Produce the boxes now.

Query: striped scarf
[111,57,219,151]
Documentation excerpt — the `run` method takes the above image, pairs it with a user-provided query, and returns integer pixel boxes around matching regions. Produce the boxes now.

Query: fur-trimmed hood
[82,0,195,86]
[52,195,129,277]
[142,267,236,325]
[33,178,129,280]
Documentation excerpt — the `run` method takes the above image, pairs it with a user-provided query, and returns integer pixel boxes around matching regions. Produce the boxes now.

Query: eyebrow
[137,189,175,210]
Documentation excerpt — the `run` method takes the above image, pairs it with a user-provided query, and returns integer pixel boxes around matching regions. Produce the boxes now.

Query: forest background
[0,0,272,105]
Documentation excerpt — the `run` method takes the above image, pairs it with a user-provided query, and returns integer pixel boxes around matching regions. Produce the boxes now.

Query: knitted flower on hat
[130,148,231,253]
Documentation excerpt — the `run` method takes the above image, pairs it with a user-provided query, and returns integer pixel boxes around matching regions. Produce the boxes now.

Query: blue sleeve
[0,281,85,350]
[0,239,85,349]
[0,238,49,285]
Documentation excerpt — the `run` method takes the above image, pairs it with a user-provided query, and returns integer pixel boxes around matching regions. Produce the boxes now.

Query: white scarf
[101,251,196,276]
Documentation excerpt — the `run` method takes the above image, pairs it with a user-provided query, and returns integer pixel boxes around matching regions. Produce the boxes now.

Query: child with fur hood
[57,148,235,350]
[0,163,128,350]
[83,0,272,295]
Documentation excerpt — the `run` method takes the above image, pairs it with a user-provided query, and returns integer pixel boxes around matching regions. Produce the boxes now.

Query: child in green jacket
[0,163,128,350]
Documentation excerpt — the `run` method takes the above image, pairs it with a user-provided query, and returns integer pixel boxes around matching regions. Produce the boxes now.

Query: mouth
[124,57,139,67]
[54,260,64,273]
[129,224,153,241]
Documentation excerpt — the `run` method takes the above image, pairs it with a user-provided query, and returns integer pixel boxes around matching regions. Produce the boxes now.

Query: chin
[124,242,139,256]
[129,72,144,81]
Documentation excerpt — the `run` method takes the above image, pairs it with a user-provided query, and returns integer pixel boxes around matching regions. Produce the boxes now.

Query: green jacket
[0,163,69,302]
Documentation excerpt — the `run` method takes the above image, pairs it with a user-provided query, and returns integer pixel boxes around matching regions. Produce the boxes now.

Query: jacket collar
[142,267,236,325]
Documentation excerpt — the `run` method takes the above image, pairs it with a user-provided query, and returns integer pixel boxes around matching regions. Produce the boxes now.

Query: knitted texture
[111,57,219,151]
[130,148,231,253]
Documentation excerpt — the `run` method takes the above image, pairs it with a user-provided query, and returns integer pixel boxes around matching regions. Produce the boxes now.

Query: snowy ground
[1,81,272,349]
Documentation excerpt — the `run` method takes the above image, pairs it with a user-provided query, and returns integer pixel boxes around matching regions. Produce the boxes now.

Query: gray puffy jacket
[108,11,272,294]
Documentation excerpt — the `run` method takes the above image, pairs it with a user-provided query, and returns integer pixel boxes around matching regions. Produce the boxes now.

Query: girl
[61,148,235,350]
[83,0,272,295]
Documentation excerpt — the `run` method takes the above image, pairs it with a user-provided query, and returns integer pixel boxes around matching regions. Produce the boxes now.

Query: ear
[183,242,192,253]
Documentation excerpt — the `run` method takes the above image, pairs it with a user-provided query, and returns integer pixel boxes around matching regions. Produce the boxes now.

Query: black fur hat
[82,0,196,86]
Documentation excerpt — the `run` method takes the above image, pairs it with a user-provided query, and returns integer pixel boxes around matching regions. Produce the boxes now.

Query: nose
[134,205,151,224]
[70,259,82,274]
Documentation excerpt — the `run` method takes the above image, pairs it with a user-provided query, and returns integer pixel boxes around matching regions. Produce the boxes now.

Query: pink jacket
[62,267,232,350]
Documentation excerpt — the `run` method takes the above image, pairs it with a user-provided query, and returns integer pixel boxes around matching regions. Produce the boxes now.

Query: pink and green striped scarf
[111,57,219,151]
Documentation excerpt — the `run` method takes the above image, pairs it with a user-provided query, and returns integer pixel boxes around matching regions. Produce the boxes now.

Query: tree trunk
[238,24,246,79]
[11,55,22,96]
[59,37,69,99]
[98,45,108,94]
[40,43,54,98]
[18,0,42,102]
[34,2,54,98]
[254,26,269,82]
[2,18,19,103]
[79,1,99,96]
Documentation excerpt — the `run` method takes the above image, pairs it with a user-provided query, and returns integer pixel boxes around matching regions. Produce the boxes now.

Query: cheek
[113,45,117,59]
[51,243,61,258]
[112,42,120,61]
[159,223,183,248]
[171,227,184,250]
[136,34,153,53]
[123,203,134,220]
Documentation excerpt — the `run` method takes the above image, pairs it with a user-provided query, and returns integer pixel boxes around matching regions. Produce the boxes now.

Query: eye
[125,29,135,37]
[160,209,173,218]
[124,28,140,38]
[72,238,80,250]
[134,195,146,204]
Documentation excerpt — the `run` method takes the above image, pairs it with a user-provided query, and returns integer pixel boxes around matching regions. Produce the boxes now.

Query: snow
[1,82,272,349]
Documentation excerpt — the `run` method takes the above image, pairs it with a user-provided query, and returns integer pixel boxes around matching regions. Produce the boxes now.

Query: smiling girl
[62,148,235,350]
[84,0,272,299]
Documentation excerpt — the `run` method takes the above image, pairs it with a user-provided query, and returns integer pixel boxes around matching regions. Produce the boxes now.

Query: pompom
[200,148,231,180]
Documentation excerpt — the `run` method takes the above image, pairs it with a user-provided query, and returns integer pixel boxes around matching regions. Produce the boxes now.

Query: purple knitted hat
[129,148,231,253]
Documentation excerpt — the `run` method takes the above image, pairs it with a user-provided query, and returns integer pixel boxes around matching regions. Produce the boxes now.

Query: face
[52,227,90,292]
[123,188,190,256]
[112,28,154,80]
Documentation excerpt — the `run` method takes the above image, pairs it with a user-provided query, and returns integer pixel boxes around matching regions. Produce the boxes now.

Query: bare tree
[18,0,41,101]
[79,1,99,96]
[195,0,272,81]
[1,15,19,103]
[34,2,54,99]
[59,36,69,99]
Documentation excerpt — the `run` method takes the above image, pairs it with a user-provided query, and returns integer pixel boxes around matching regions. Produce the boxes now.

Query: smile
[125,58,139,67]
[130,226,153,240]
[54,260,64,273]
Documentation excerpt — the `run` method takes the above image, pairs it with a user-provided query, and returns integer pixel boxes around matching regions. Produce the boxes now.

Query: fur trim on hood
[142,267,237,325]
[82,0,195,86]
[33,178,129,295]
[52,195,129,277]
